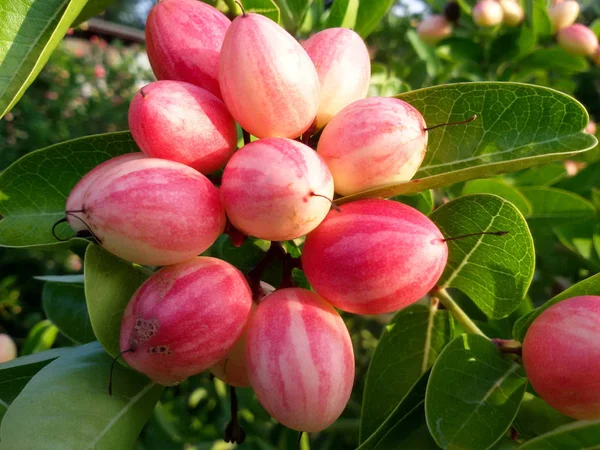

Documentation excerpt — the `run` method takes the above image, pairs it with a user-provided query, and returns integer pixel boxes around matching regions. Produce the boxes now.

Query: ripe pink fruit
[66,153,145,232]
[317,97,427,196]
[522,296,600,420]
[221,138,334,241]
[302,199,448,314]
[302,28,370,129]
[417,15,453,45]
[120,257,252,385]
[219,13,320,138]
[0,334,17,363]
[246,288,354,432]
[128,81,237,174]
[76,158,225,266]
[472,0,504,27]
[145,0,231,99]
[586,120,597,135]
[548,0,580,32]
[499,0,524,26]
[558,24,599,56]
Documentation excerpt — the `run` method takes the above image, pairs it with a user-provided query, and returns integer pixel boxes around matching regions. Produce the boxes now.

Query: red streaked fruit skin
[317,97,427,196]
[218,13,320,139]
[120,257,252,386]
[221,138,334,241]
[145,0,230,99]
[557,24,599,56]
[522,296,600,420]
[301,199,448,315]
[77,158,226,266]
[302,28,370,129]
[472,0,504,27]
[66,153,146,232]
[417,15,453,45]
[246,288,355,432]
[128,81,237,174]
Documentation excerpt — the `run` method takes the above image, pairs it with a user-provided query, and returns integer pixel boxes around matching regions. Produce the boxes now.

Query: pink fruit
[218,13,320,138]
[499,0,524,27]
[120,257,252,385]
[472,0,504,27]
[301,199,448,315]
[128,81,237,174]
[557,24,599,56]
[246,288,354,432]
[221,138,334,241]
[145,0,231,98]
[0,334,17,363]
[548,0,580,32]
[76,158,225,266]
[417,15,453,45]
[522,296,600,420]
[586,120,597,135]
[302,28,371,129]
[66,153,145,232]
[317,97,427,196]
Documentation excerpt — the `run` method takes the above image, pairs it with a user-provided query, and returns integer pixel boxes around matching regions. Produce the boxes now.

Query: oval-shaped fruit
[317,97,427,196]
[246,288,354,432]
[548,0,580,32]
[128,81,237,173]
[221,138,334,241]
[120,257,252,385]
[522,296,600,420]
[0,334,17,363]
[500,0,524,26]
[557,24,599,56]
[586,120,597,135]
[77,158,225,266]
[66,153,145,232]
[219,13,320,138]
[145,0,231,98]
[302,199,448,314]
[472,0,504,27]
[417,15,453,45]
[302,28,370,129]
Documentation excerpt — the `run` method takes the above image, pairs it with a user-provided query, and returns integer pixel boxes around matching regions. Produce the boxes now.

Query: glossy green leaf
[325,0,358,29]
[21,320,58,355]
[241,0,281,22]
[276,0,310,30]
[393,190,435,215]
[520,187,596,227]
[525,0,552,39]
[34,274,84,283]
[353,0,394,38]
[554,222,600,268]
[431,194,535,319]
[0,0,88,118]
[519,420,600,450]
[513,393,573,441]
[42,281,94,344]
[425,334,528,450]
[462,179,532,215]
[84,244,149,358]
[520,48,589,74]
[360,304,453,442]
[73,0,117,26]
[0,132,139,248]
[336,83,597,204]
[512,163,567,187]
[0,342,163,450]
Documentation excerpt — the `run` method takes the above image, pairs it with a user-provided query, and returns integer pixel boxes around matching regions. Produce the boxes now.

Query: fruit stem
[234,1,246,17]
[432,287,489,339]
[424,114,477,132]
[246,241,285,300]
[224,386,246,444]
[108,348,135,396]
[492,338,523,355]
[242,128,251,146]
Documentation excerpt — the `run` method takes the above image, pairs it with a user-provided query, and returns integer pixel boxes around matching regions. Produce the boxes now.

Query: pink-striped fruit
[0,334,17,363]
[128,81,237,173]
[219,13,320,138]
[317,97,427,196]
[522,296,600,420]
[66,153,145,231]
[417,15,453,45]
[221,138,334,241]
[302,199,448,314]
[557,24,599,56]
[145,0,230,98]
[302,28,370,129]
[499,0,524,27]
[120,257,252,385]
[548,0,579,32]
[246,288,355,432]
[76,158,225,266]
[472,0,504,27]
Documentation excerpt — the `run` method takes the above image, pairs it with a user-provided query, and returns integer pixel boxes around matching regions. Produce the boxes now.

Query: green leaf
[519,419,600,450]
[0,342,163,450]
[0,132,139,248]
[325,0,358,29]
[0,0,88,118]
[406,29,442,78]
[520,187,596,227]
[42,281,94,344]
[21,320,58,355]
[437,37,483,63]
[431,194,535,319]
[276,0,311,30]
[336,83,597,204]
[360,304,453,442]
[556,160,600,199]
[554,222,600,268]
[393,190,435,215]
[513,393,573,441]
[425,334,528,450]
[84,244,149,358]
[513,272,600,342]
[34,274,84,283]
[353,0,395,38]
[525,0,552,39]
[520,48,589,74]
[512,163,567,187]
[462,179,532,216]
[241,0,281,22]
[73,0,117,26]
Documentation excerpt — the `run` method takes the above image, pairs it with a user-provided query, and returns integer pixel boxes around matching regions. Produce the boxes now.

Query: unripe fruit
[302,28,371,129]
[145,0,230,98]
[557,24,599,56]
[317,97,427,196]
[302,199,448,315]
[417,15,453,45]
[128,81,237,174]
[66,153,145,232]
[548,0,580,32]
[77,158,225,266]
[472,0,504,27]
[0,334,17,363]
[499,0,524,26]
[219,13,320,138]
[120,257,252,385]
[522,296,600,420]
[246,288,354,432]
[221,138,334,241]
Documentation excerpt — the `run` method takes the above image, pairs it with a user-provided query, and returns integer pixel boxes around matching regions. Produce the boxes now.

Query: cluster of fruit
[549,0,600,61]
